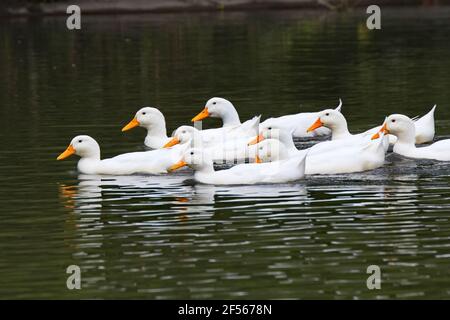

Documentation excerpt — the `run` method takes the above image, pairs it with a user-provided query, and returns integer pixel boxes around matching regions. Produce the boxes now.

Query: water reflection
[54,168,450,299]
[59,173,310,215]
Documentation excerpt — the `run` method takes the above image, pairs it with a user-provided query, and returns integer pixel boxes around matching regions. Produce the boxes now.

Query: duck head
[307,109,347,133]
[255,139,288,163]
[169,148,213,172]
[122,107,166,132]
[372,114,416,142]
[164,125,200,148]
[248,122,293,147]
[57,135,100,160]
[192,97,240,126]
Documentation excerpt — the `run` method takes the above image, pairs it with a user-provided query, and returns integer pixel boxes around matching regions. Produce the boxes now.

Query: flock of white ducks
[57,98,447,185]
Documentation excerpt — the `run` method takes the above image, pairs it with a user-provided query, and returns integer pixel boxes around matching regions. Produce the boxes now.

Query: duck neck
[393,125,416,148]
[77,150,101,173]
[145,122,168,140]
[278,146,290,160]
[220,108,241,127]
[195,162,215,175]
[330,118,351,140]
[278,132,298,156]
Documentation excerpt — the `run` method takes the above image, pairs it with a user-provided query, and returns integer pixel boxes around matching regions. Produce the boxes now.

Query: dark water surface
[1,8,450,299]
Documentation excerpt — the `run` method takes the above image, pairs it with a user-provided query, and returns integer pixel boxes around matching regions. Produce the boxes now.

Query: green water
[0,8,450,299]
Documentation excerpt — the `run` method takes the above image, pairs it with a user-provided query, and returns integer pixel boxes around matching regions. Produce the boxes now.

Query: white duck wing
[226,115,261,138]
[100,146,185,175]
[309,135,366,155]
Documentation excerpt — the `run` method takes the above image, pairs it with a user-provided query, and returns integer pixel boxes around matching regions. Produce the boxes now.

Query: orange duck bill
[371,123,389,140]
[57,144,76,160]
[163,137,180,148]
[168,160,187,172]
[248,134,264,146]
[307,118,324,133]
[121,117,140,132]
[191,107,209,122]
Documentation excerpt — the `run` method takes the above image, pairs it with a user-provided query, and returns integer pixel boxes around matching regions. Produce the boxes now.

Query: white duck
[256,137,387,175]
[121,107,172,149]
[365,105,437,145]
[57,135,187,175]
[169,148,307,185]
[163,125,258,162]
[190,97,263,139]
[306,108,390,152]
[372,114,450,161]
[259,99,343,138]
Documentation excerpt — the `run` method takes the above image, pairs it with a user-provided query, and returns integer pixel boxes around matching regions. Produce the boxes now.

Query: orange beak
[307,118,324,133]
[255,155,262,163]
[248,134,264,146]
[121,117,140,132]
[371,123,389,140]
[168,160,187,172]
[163,137,180,148]
[191,107,209,122]
[57,144,76,160]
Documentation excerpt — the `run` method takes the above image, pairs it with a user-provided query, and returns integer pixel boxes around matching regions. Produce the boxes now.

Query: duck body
[251,120,381,166]
[261,99,343,138]
[393,139,450,161]
[256,135,386,175]
[89,148,184,175]
[170,148,306,185]
[305,138,386,175]
[57,135,186,175]
[194,157,306,185]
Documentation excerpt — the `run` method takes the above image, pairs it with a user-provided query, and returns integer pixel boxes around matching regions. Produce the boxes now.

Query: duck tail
[292,151,308,176]
[413,104,437,123]
[335,98,343,112]
[428,104,437,116]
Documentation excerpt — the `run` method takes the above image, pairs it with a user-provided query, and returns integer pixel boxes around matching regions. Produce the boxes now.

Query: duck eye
[78,140,82,143]
[190,152,194,155]
[392,119,396,123]
[212,102,216,105]
[326,113,330,116]
[268,127,272,130]
[142,112,146,115]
